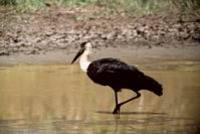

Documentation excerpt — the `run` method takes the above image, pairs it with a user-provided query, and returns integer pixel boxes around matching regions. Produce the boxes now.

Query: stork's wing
[87,58,144,89]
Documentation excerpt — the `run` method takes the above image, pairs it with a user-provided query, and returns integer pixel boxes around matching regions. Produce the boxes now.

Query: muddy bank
[0,45,200,65]
[0,6,200,64]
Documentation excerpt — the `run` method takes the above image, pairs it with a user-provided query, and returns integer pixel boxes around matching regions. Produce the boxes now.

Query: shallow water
[0,61,200,134]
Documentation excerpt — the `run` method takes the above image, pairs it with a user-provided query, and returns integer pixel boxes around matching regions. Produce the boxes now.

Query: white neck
[79,50,91,72]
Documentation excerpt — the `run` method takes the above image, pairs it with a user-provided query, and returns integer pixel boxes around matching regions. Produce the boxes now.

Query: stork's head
[71,42,92,64]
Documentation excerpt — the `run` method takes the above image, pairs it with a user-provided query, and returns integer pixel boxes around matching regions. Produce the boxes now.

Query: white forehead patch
[85,42,92,48]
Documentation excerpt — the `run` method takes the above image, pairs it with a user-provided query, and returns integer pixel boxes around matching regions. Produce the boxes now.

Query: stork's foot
[112,105,120,114]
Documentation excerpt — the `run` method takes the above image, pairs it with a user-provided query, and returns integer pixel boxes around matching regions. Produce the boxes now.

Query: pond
[0,61,200,134]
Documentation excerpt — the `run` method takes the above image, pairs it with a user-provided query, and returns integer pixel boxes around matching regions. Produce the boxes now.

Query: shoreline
[0,45,200,66]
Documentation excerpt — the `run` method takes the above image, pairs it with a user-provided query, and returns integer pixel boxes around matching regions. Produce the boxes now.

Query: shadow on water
[96,111,166,115]
[0,62,200,134]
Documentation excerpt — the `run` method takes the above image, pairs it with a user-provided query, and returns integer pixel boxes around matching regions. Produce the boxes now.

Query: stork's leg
[113,91,120,114]
[113,92,141,114]
[118,92,141,108]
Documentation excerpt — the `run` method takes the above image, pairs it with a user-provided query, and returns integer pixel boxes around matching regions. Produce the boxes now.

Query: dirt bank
[0,6,200,65]
[0,45,200,65]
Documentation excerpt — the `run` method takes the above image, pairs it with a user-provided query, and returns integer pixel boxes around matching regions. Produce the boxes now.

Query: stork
[71,42,163,114]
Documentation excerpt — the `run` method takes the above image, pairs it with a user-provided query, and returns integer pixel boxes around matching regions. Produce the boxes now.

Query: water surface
[0,61,200,134]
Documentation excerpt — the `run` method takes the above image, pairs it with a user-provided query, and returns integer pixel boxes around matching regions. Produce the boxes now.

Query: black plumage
[87,58,162,93]
[87,58,163,113]
[87,58,144,90]
[71,42,163,114]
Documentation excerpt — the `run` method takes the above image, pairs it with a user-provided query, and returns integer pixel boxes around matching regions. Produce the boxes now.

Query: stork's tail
[142,75,163,96]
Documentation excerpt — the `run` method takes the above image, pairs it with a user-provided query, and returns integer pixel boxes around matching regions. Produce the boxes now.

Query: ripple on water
[0,62,200,134]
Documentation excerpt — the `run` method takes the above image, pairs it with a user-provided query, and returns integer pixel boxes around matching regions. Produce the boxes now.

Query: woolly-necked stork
[71,42,163,114]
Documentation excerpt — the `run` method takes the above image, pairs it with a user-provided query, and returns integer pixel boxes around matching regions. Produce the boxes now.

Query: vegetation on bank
[0,0,200,14]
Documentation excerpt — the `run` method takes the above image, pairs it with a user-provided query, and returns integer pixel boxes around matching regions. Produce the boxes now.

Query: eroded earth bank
[0,6,200,65]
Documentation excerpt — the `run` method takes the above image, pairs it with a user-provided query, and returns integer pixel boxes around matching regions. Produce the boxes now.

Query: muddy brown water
[0,61,200,134]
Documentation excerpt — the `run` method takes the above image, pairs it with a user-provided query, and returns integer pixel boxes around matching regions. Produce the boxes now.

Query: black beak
[71,47,85,64]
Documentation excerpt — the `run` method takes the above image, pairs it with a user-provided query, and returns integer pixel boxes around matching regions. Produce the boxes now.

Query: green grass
[0,0,200,13]
[0,0,16,5]
[17,0,44,11]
